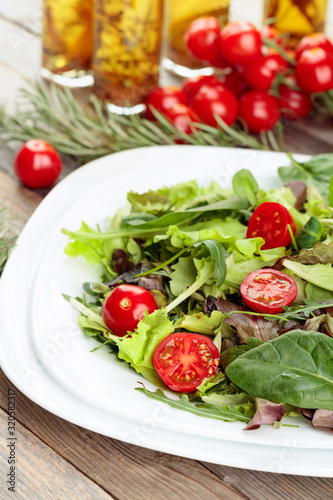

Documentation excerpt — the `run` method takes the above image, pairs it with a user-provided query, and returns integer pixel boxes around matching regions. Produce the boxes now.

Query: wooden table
[1,3,333,499]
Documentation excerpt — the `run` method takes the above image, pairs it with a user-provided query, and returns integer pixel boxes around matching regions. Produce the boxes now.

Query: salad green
[63,154,333,432]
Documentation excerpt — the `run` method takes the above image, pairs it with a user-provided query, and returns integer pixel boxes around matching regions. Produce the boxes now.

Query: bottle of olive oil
[263,0,328,47]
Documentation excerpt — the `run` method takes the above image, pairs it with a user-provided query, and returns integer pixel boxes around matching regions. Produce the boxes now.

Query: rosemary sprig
[0,209,16,275]
[0,80,282,162]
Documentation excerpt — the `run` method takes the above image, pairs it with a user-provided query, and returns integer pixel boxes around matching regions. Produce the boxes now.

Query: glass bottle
[164,0,230,78]
[263,0,328,47]
[93,0,164,114]
[41,0,94,87]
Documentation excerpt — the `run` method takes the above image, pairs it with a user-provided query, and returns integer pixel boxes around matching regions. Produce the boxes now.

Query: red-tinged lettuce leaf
[244,398,286,431]
[312,409,333,433]
[204,297,280,343]
[284,181,307,210]
[302,314,333,337]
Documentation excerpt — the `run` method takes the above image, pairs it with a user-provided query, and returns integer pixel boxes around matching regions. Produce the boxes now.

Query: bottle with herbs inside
[42,0,94,87]
[164,0,230,77]
[263,0,328,47]
[93,0,164,114]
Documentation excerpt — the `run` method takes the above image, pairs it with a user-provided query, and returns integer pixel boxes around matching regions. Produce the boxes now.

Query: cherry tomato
[219,21,262,65]
[102,285,158,337]
[247,202,296,250]
[184,17,227,68]
[145,87,189,120]
[242,54,289,91]
[181,75,224,101]
[219,67,248,97]
[238,91,280,133]
[153,332,220,393]
[295,48,333,93]
[295,32,333,61]
[240,268,298,314]
[163,104,199,134]
[191,85,238,127]
[278,78,313,120]
[14,140,62,189]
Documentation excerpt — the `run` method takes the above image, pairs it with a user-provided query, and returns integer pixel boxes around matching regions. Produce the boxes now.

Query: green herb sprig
[0,209,16,275]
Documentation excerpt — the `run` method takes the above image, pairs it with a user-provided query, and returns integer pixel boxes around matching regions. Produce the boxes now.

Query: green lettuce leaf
[283,260,333,291]
[175,310,223,335]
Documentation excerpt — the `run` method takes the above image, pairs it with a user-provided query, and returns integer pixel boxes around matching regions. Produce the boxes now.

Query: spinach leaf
[232,169,259,206]
[226,330,333,410]
[296,216,322,249]
[278,154,333,199]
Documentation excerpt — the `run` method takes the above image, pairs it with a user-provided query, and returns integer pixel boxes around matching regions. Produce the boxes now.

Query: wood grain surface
[0,2,333,500]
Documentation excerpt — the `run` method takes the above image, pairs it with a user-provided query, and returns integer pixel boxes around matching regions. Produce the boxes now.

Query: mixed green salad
[63,153,333,432]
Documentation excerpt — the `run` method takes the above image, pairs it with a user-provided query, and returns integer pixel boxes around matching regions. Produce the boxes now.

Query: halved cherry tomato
[242,54,289,91]
[145,87,189,120]
[295,32,333,61]
[102,285,158,337]
[219,21,262,65]
[181,75,224,101]
[153,332,220,393]
[191,84,238,127]
[246,202,296,250]
[163,104,199,134]
[184,17,227,68]
[238,91,280,133]
[278,77,313,120]
[14,139,62,189]
[295,48,333,93]
[240,268,298,314]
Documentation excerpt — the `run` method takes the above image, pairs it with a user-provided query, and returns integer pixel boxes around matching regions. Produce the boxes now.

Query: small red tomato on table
[240,268,298,314]
[295,48,333,93]
[145,87,189,120]
[278,77,313,120]
[102,284,158,337]
[153,332,220,392]
[14,139,62,189]
[219,21,262,65]
[241,54,289,91]
[191,84,238,127]
[295,32,333,61]
[238,91,280,133]
[184,16,228,68]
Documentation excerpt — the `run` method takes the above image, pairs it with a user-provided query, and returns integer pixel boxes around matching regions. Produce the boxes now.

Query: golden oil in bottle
[42,0,94,86]
[263,0,328,47]
[164,0,230,77]
[93,0,164,113]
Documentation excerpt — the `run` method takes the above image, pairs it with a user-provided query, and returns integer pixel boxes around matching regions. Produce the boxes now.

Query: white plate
[1,146,333,476]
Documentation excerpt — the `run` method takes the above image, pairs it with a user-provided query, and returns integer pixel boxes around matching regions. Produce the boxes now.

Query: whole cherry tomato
[242,54,289,91]
[163,104,199,134]
[14,139,62,189]
[153,332,220,392]
[278,78,313,120]
[238,91,280,133]
[145,87,189,120]
[184,17,227,68]
[191,85,238,127]
[246,202,296,249]
[295,48,333,93]
[218,67,248,97]
[240,268,298,314]
[295,32,333,61]
[102,284,158,337]
[219,21,262,65]
[181,75,224,101]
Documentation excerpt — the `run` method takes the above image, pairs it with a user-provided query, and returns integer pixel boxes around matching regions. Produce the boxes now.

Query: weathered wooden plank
[0,0,41,35]
[0,407,114,500]
[201,462,333,500]
[0,371,246,500]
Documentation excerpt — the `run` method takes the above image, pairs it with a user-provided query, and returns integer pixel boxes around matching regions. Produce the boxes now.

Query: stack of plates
[1,146,332,477]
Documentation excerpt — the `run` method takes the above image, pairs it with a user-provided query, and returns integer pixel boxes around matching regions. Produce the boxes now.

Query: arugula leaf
[232,169,259,206]
[296,216,322,249]
[136,385,252,423]
[200,239,228,287]
[226,330,333,410]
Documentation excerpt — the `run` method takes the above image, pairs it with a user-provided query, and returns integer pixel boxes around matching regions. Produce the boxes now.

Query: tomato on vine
[295,48,333,93]
[14,139,62,189]
[145,87,189,120]
[191,85,238,127]
[238,91,280,133]
[219,21,262,65]
[295,32,333,61]
[184,17,227,68]
[153,332,220,392]
[242,54,289,91]
[181,75,224,101]
[163,105,199,134]
[102,285,158,337]
[278,78,313,120]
